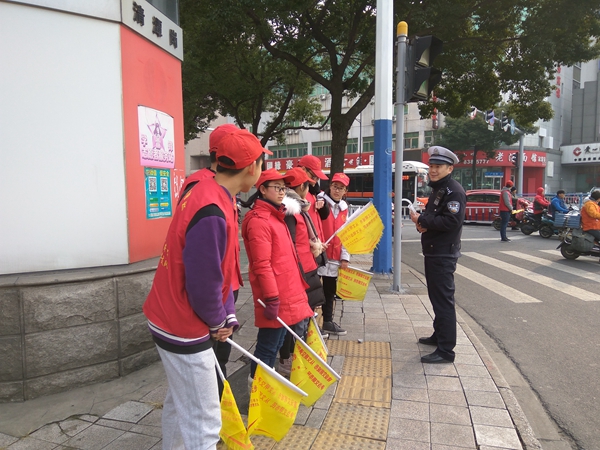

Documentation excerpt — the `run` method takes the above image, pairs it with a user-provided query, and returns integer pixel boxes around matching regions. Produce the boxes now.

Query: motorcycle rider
[533,187,550,225]
[581,191,600,252]
[549,189,569,220]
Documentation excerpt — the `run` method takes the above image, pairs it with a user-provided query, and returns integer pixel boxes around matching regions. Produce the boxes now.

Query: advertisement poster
[138,105,175,168]
[145,168,172,219]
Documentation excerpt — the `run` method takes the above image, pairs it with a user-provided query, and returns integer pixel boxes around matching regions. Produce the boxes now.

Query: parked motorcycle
[520,210,545,235]
[557,227,600,260]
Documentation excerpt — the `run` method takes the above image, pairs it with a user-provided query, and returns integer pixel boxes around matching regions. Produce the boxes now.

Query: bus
[323,161,430,210]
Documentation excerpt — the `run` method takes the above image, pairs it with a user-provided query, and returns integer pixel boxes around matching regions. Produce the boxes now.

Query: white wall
[0,3,128,274]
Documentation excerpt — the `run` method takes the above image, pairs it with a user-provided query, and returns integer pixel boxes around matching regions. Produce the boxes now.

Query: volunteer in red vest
[298,155,330,240]
[317,172,350,336]
[143,129,269,450]
[241,169,314,386]
[499,180,514,242]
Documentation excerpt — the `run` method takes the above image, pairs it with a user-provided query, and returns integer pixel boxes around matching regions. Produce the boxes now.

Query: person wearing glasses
[241,169,314,387]
[317,173,351,336]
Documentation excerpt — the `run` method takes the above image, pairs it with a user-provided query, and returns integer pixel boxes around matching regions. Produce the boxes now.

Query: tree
[434,116,519,189]
[181,0,600,173]
[180,1,323,145]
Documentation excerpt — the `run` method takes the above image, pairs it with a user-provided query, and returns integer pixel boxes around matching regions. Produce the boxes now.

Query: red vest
[321,203,348,261]
[143,178,238,340]
[306,192,326,241]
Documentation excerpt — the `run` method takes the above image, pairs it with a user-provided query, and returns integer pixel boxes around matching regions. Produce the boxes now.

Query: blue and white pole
[372,0,394,274]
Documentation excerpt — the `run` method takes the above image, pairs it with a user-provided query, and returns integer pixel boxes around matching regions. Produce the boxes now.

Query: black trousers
[424,256,458,362]
[321,276,337,322]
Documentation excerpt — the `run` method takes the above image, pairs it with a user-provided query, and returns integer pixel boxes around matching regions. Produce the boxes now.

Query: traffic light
[501,112,510,131]
[485,110,495,125]
[512,153,519,167]
[405,35,443,102]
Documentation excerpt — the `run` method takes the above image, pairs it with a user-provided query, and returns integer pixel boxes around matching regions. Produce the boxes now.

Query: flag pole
[257,300,341,380]
[212,352,226,383]
[225,338,308,397]
[310,315,329,354]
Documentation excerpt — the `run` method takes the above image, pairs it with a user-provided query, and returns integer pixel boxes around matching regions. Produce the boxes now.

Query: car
[464,189,500,224]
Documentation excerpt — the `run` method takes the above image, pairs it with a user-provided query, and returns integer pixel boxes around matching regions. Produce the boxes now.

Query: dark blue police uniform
[417,163,466,363]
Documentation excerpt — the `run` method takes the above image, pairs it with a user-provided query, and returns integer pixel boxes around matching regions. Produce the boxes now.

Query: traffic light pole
[517,133,524,196]
[392,22,407,293]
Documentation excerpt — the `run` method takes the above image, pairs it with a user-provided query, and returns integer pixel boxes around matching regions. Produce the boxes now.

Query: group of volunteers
[142,124,351,449]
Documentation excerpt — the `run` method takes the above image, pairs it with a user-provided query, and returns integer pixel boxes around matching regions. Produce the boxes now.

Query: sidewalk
[0,256,541,450]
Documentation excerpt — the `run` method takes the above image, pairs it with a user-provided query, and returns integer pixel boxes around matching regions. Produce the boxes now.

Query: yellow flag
[247,366,303,441]
[305,318,328,361]
[336,203,384,254]
[220,380,254,450]
[290,343,337,407]
[336,267,373,301]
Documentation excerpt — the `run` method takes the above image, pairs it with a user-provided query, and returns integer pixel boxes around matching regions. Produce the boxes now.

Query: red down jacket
[242,198,312,328]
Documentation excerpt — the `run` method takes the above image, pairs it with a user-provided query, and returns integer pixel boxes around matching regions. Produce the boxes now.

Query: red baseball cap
[256,168,292,188]
[284,167,311,187]
[298,155,328,180]
[331,172,350,187]
[505,180,514,187]
[209,124,238,153]
[216,129,273,169]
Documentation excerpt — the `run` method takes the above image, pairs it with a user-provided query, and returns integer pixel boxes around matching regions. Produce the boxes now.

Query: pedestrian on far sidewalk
[409,146,466,364]
[318,173,351,336]
[499,180,514,242]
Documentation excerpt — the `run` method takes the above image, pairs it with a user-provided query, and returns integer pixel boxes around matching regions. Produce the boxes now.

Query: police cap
[428,146,459,165]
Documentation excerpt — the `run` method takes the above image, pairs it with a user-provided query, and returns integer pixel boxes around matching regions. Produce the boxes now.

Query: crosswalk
[455,250,600,303]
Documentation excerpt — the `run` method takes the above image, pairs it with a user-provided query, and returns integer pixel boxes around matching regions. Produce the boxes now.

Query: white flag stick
[212,351,226,383]
[257,300,341,380]
[347,265,374,276]
[311,315,329,354]
[225,338,308,397]
[323,201,372,245]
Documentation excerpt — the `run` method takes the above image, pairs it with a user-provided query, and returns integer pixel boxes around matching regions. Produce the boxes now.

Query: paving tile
[102,401,154,423]
[365,333,391,342]
[78,415,99,423]
[423,363,458,377]
[465,390,506,409]
[56,418,93,437]
[426,375,463,392]
[392,372,427,389]
[474,424,522,449]
[5,437,57,450]
[64,424,125,450]
[138,409,162,427]
[129,424,162,438]
[304,408,327,429]
[453,344,478,355]
[460,376,499,393]
[455,354,484,366]
[431,422,476,447]
[429,403,471,426]
[29,423,70,445]
[95,419,134,431]
[391,399,429,421]
[386,418,430,442]
[293,404,311,425]
[0,432,18,448]
[455,363,490,378]
[391,387,429,402]
[427,389,467,407]
[392,360,424,375]
[385,438,430,449]
[470,406,514,428]
[431,444,476,450]
[391,350,418,362]
[101,431,160,450]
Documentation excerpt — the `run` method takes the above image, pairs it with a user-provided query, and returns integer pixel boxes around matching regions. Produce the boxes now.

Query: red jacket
[143,178,239,345]
[282,194,318,273]
[242,199,312,328]
[533,188,550,214]
[321,195,349,262]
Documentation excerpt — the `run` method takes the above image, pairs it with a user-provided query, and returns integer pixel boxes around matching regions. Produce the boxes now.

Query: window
[573,64,581,90]
[362,137,374,153]
[268,144,308,159]
[346,138,358,154]
[312,141,332,156]
[404,132,419,149]
[424,131,435,146]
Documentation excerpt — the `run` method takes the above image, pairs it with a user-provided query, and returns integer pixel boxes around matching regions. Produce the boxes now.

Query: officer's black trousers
[424,256,457,362]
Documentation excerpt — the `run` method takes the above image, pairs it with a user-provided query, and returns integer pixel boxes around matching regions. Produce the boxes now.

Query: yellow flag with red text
[290,342,337,407]
[305,318,328,361]
[336,203,384,254]
[220,380,253,450]
[247,366,302,441]
[336,267,373,301]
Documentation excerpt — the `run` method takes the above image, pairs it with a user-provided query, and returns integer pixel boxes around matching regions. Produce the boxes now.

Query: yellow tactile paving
[310,433,386,450]
[319,402,390,441]
[333,375,392,408]
[272,425,318,449]
[324,339,347,356]
[341,356,392,378]
[250,435,277,450]
[344,341,391,358]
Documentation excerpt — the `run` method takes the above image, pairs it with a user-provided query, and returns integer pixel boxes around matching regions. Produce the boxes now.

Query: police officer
[410,146,466,364]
